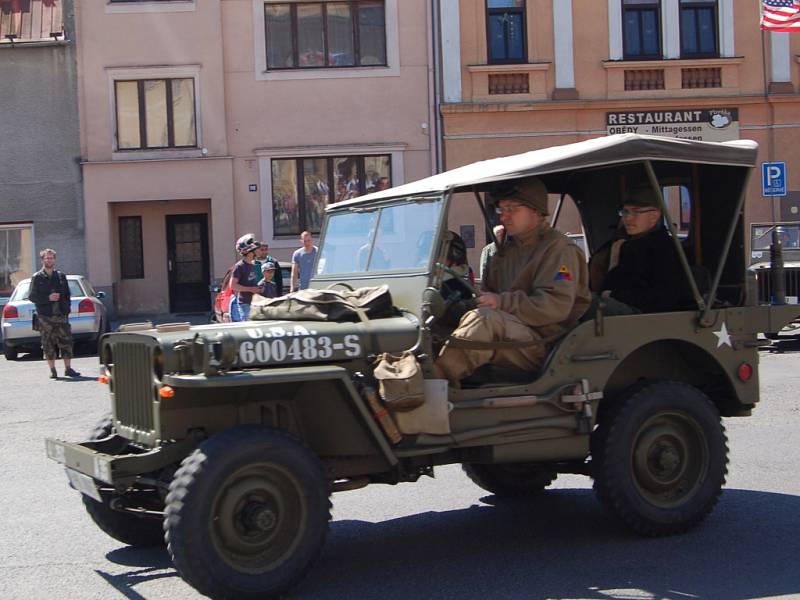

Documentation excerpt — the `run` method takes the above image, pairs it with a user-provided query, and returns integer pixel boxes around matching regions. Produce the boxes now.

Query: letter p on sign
[762,162,787,197]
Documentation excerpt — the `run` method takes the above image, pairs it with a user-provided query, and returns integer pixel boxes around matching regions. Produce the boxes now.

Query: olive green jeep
[45,134,799,600]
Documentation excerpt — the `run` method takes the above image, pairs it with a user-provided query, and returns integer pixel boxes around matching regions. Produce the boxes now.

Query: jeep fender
[162,365,398,476]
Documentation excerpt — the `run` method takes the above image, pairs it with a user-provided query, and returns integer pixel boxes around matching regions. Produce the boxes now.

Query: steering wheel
[326,282,355,291]
[435,263,478,326]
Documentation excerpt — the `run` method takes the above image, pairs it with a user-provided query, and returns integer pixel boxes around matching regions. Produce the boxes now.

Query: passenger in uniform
[436,179,590,384]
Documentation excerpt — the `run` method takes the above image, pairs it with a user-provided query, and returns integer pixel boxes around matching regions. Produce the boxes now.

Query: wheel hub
[211,464,305,574]
[631,414,707,507]
[242,503,278,533]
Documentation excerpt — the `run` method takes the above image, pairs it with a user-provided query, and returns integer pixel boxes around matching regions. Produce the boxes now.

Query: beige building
[77,0,435,315]
[439,0,800,264]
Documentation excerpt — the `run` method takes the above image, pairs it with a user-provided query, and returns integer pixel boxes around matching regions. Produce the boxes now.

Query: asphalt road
[0,344,798,600]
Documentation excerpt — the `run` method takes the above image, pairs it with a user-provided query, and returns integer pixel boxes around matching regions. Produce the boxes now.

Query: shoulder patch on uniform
[554,265,573,281]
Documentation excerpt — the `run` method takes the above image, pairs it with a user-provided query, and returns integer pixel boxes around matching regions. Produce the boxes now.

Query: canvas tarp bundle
[250,285,397,322]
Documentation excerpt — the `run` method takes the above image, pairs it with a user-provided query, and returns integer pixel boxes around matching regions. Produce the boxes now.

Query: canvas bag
[250,285,396,322]
[373,352,425,412]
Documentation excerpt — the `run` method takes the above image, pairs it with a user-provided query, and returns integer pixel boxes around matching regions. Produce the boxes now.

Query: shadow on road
[304,488,800,599]
[99,487,800,599]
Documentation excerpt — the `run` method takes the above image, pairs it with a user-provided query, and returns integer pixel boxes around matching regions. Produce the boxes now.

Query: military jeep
[46,134,800,600]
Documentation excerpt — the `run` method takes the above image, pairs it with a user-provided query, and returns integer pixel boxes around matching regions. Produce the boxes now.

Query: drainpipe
[431,0,443,174]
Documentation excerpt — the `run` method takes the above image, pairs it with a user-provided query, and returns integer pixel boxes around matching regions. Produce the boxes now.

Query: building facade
[77,0,435,316]
[439,0,800,264]
[0,0,84,304]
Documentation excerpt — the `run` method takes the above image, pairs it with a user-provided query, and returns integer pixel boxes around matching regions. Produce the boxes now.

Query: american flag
[761,0,800,31]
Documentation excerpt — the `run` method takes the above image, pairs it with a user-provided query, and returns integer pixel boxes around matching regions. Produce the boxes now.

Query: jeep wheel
[3,345,18,361]
[592,381,728,537]
[463,463,557,497]
[81,414,166,547]
[164,425,331,600]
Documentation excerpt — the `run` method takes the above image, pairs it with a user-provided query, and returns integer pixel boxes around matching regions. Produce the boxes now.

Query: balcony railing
[464,62,551,102]
[604,58,743,99]
[0,0,64,44]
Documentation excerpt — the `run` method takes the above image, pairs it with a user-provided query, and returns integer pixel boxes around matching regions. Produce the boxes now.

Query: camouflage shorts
[38,314,73,359]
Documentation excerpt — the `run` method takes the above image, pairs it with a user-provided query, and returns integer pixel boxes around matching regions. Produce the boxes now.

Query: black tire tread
[592,380,728,537]
[164,425,331,600]
[81,413,165,547]
[462,462,557,497]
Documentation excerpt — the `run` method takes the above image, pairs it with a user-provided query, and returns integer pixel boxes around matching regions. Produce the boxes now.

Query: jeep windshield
[317,197,443,276]
[752,224,800,250]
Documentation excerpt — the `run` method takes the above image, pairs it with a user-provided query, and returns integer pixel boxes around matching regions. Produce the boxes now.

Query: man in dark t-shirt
[231,236,262,321]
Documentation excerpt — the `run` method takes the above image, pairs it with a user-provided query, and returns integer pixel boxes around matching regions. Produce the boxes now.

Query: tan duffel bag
[373,352,425,412]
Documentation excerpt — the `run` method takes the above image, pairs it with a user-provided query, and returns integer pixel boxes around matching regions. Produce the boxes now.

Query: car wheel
[80,414,166,547]
[164,425,331,600]
[3,345,18,361]
[592,381,728,537]
[462,462,557,497]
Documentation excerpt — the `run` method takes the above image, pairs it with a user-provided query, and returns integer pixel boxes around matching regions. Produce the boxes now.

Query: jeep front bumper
[45,435,197,486]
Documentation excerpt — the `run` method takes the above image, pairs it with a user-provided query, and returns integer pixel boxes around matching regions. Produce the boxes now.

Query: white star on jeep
[713,322,732,348]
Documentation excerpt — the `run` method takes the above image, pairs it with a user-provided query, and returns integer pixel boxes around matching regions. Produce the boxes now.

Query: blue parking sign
[762,162,787,197]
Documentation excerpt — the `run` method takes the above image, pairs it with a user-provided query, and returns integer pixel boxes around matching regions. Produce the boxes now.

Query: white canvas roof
[330,134,759,210]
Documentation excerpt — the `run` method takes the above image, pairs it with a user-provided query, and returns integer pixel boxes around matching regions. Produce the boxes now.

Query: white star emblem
[713,322,732,348]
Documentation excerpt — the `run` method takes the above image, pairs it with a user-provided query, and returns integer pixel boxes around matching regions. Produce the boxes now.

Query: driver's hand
[477,291,500,310]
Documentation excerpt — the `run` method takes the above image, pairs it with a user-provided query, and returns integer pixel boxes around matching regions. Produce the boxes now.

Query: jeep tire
[463,462,557,497]
[592,381,728,536]
[81,414,166,547]
[164,425,331,600]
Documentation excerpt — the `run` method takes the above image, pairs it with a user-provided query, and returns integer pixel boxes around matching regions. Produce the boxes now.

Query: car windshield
[14,279,84,301]
[752,225,800,250]
[317,198,443,276]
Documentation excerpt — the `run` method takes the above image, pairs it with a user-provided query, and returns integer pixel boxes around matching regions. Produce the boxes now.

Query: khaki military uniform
[437,223,590,382]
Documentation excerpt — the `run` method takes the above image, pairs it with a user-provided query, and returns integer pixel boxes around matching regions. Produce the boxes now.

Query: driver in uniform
[436,178,590,383]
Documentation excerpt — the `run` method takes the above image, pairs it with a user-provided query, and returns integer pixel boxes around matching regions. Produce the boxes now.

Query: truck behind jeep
[46,134,800,600]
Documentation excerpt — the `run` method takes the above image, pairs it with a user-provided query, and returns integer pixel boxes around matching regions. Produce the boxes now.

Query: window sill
[257,64,399,82]
[105,1,195,14]
[110,148,205,161]
[0,39,69,49]
[464,62,551,101]
[603,56,744,98]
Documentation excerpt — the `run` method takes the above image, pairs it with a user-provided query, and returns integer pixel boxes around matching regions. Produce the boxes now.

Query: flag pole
[761,15,786,304]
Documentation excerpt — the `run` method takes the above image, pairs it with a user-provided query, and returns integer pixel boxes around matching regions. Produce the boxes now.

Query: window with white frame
[265,1,387,70]
[0,223,34,297]
[680,0,718,58]
[272,154,391,235]
[114,78,197,150]
[622,0,661,60]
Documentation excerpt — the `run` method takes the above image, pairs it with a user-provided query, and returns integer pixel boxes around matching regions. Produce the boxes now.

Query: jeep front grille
[111,341,156,436]
[756,268,800,303]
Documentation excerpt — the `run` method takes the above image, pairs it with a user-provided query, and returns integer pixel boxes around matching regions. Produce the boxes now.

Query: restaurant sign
[606,108,739,142]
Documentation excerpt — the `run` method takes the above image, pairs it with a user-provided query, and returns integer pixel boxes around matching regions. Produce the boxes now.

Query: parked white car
[1,275,109,360]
